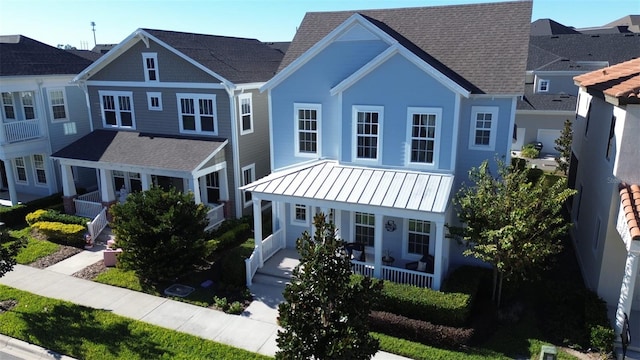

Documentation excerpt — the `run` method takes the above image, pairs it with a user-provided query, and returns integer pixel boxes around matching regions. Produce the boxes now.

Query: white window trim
[405,107,441,168]
[241,163,255,208]
[537,79,550,93]
[98,90,136,129]
[32,154,48,187]
[351,211,376,250]
[20,91,36,120]
[146,92,163,111]
[1,92,16,120]
[468,106,498,151]
[402,218,433,260]
[47,88,69,122]
[176,93,218,135]
[238,93,254,135]
[294,103,322,158]
[142,52,159,82]
[290,203,310,226]
[352,105,383,164]
[13,157,28,185]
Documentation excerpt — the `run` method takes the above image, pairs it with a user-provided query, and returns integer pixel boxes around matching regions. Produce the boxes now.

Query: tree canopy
[447,159,576,306]
[554,119,573,175]
[276,213,383,360]
[0,231,25,278]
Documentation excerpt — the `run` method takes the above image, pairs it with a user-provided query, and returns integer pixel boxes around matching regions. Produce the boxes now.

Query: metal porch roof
[242,160,453,214]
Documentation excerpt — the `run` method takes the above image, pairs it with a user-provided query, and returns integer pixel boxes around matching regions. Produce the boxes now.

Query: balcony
[2,119,43,144]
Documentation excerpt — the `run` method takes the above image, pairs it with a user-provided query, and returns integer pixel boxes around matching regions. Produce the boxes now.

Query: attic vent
[624,34,635,37]
[552,99,562,102]
[550,35,559,39]
[560,95,570,99]
[560,58,570,62]
[590,35,600,38]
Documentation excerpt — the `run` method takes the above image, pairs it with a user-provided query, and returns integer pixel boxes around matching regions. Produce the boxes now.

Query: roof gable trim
[330,44,470,97]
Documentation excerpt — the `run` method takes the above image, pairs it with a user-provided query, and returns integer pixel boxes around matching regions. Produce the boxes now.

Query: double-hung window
[407,107,441,166]
[142,53,159,82]
[147,92,162,111]
[239,93,253,135]
[205,172,220,204]
[294,103,321,157]
[291,204,309,226]
[354,212,375,247]
[469,106,498,150]
[33,154,47,185]
[537,79,550,92]
[407,219,430,256]
[1,92,15,120]
[21,92,35,119]
[99,91,135,128]
[353,105,383,163]
[48,89,68,121]
[177,94,217,134]
[13,157,27,184]
[241,164,255,207]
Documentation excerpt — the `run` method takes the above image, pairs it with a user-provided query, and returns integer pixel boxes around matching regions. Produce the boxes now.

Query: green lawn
[0,285,270,360]
[9,227,60,264]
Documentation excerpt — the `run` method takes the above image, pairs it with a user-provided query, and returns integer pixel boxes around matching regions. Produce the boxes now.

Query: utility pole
[91,21,97,47]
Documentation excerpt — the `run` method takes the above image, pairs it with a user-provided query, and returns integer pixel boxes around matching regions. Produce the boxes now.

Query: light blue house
[242,1,532,289]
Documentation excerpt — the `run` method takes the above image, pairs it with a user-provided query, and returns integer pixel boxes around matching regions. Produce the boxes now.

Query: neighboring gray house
[51,28,283,226]
[514,31,640,155]
[0,35,94,206]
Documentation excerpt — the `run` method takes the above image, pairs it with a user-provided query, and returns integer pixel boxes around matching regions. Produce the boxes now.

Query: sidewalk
[0,250,409,359]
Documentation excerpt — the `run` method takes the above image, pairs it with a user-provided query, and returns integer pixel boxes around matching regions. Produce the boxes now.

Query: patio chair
[405,254,434,273]
[345,242,366,262]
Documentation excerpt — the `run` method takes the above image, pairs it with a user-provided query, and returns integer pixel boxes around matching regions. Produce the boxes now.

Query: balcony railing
[3,120,42,143]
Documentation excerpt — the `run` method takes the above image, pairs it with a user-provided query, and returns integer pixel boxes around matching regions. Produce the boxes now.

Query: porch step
[252,273,291,287]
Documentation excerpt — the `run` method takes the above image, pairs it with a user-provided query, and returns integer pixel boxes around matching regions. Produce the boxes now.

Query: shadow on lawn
[16,303,169,359]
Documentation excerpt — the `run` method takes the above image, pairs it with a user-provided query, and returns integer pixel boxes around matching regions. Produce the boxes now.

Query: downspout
[224,83,242,219]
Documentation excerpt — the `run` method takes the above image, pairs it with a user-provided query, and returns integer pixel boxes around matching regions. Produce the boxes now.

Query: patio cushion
[352,250,362,261]
[417,261,427,272]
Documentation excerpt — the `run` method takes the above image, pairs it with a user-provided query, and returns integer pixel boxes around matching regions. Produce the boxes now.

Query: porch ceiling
[51,130,227,173]
[242,160,454,214]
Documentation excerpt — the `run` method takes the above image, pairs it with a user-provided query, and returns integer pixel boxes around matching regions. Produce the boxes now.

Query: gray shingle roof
[517,84,577,111]
[0,35,94,76]
[530,19,580,36]
[278,1,532,95]
[143,29,284,83]
[51,130,226,172]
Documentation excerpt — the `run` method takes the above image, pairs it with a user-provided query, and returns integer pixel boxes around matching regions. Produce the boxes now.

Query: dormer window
[142,53,159,82]
[537,79,550,92]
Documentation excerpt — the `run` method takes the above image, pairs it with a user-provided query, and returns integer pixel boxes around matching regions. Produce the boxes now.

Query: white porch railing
[74,191,103,218]
[87,207,108,241]
[245,246,260,286]
[3,120,42,143]
[244,228,285,286]
[205,203,225,231]
[77,190,101,202]
[351,260,434,288]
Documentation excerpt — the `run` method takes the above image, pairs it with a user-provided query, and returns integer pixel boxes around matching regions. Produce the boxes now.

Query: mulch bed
[72,260,107,280]
[29,245,83,269]
[0,299,17,313]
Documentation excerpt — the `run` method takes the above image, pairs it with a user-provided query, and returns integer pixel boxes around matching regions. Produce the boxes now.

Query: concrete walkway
[0,247,409,360]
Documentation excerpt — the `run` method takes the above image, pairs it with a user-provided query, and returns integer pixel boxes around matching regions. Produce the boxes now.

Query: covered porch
[51,130,232,229]
[242,160,454,290]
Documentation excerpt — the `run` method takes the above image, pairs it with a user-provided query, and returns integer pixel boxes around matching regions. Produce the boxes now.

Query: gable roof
[573,57,640,105]
[0,35,94,76]
[276,1,532,95]
[530,19,580,36]
[517,84,576,111]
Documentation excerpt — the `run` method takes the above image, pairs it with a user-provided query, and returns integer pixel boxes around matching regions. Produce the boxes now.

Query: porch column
[615,251,640,340]
[140,173,152,191]
[433,219,445,290]
[278,201,286,247]
[3,159,19,206]
[373,214,384,278]
[187,177,201,204]
[253,197,264,267]
[60,164,77,214]
[99,169,116,203]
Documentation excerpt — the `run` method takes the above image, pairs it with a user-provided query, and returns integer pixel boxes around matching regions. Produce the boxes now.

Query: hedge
[0,192,64,227]
[26,209,88,226]
[31,221,86,248]
[206,223,251,255]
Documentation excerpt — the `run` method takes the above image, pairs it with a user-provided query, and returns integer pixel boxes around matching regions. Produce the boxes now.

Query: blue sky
[1,0,638,49]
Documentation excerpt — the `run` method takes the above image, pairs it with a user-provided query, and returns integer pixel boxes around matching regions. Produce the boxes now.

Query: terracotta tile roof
[573,58,640,105]
[620,183,640,241]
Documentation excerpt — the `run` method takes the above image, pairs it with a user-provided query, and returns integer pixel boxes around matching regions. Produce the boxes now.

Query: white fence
[87,207,108,241]
[245,247,261,286]
[352,260,434,288]
[244,229,285,286]
[205,203,225,231]
[3,120,41,143]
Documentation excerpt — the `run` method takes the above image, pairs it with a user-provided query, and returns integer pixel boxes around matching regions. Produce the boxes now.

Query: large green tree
[554,119,573,175]
[276,213,383,360]
[110,186,209,283]
[0,231,25,278]
[447,159,576,307]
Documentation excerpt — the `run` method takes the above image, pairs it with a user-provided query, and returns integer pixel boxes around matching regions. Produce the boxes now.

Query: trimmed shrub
[369,311,474,349]
[0,192,64,228]
[25,209,48,226]
[219,246,248,287]
[206,223,251,254]
[31,221,86,247]
[26,209,88,226]
[520,143,539,159]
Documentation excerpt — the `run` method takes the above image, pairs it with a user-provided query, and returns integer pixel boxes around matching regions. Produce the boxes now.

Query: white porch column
[253,197,264,267]
[60,164,76,197]
[278,201,286,246]
[433,219,445,290]
[3,160,19,206]
[99,169,116,202]
[616,251,640,339]
[140,173,152,191]
[187,177,201,204]
[373,214,384,278]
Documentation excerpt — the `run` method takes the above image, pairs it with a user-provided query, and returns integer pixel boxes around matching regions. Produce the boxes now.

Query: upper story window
[146,92,163,111]
[469,106,498,151]
[177,93,217,135]
[242,164,255,207]
[21,92,35,119]
[294,103,321,157]
[142,53,159,82]
[407,107,441,166]
[353,105,383,163]
[99,91,135,129]
[33,154,47,186]
[537,79,550,92]
[239,93,253,135]
[1,92,15,120]
[48,88,68,121]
